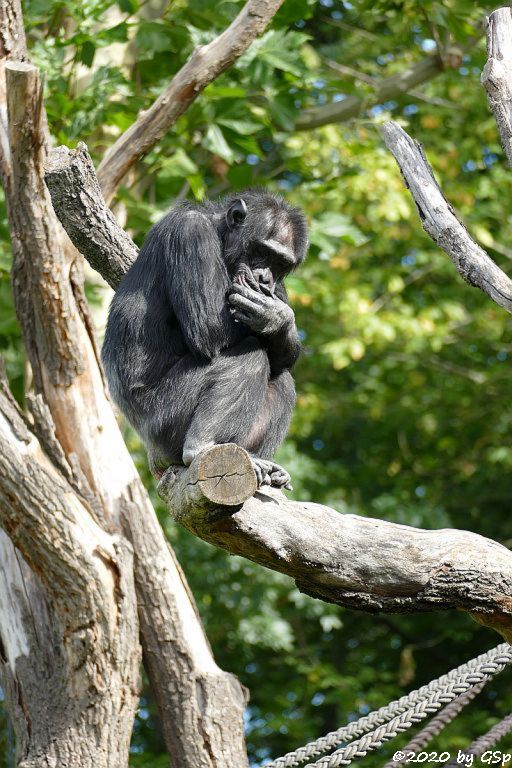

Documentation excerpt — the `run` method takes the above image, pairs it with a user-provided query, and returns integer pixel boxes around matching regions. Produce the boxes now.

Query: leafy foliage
[1,0,512,765]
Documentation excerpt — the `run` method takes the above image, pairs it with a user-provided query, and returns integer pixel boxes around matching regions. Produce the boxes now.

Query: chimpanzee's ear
[225,199,247,229]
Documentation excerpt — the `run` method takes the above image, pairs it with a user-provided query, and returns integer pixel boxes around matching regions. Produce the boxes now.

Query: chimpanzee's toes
[251,458,271,487]
[251,458,292,490]
[268,466,292,490]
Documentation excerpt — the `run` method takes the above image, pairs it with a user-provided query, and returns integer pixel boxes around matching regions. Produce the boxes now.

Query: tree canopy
[1,1,512,765]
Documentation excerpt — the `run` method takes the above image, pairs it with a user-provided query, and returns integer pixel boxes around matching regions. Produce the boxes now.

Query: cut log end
[196,443,258,505]
[157,443,258,510]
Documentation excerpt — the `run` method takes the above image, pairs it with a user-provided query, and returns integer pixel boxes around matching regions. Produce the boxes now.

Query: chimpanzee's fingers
[244,272,261,291]
[259,283,274,296]
[232,310,252,325]
[229,283,268,306]
[229,293,265,315]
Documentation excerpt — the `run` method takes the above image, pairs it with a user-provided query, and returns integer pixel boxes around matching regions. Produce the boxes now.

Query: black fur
[101,189,307,482]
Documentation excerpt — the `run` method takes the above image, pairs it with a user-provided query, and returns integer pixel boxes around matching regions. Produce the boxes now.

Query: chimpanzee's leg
[182,336,270,465]
[143,336,271,477]
[243,370,296,489]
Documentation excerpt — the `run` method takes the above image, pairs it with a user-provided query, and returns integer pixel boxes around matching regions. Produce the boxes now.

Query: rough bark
[158,445,512,641]
[45,142,138,286]
[381,120,512,313]
[122,482,248,768]
[482,8,512,167]
[0,3,249,764]
[96,0,285,204]
[0,370,140,768]
[0,0,26,194]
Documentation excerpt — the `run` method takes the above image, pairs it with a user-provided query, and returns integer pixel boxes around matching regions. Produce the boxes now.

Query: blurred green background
[1,0,512,765]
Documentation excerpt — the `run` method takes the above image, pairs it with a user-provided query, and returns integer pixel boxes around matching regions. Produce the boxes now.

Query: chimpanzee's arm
[163,209,232,360]
[228,282,301,373]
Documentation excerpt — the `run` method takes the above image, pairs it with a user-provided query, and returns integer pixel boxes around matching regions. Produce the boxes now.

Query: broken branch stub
[45,143,138,290]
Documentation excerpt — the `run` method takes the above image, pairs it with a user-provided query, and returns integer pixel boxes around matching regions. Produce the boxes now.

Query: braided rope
[444,712,512,768]
[306,646,512,768]
[384,680,488,768]
[469,712,512,755]
[267,644,512,768]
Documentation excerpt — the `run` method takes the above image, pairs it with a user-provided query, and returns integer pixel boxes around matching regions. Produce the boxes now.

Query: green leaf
[159,149,199,178]
[243,30,309,76]
[78,40,96,67]
[217,119,262,135]
[269,95,297,131]
[310,213,368,248]
[186,174,206,200]
[202,125,235,163]
[135,21,174,54]
[117,0,138,11]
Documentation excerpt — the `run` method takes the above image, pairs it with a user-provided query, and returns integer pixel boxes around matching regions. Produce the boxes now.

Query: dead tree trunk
[0,0,284,764]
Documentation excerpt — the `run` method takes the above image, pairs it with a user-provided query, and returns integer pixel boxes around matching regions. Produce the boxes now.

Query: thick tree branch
[158,445,512,641]
[96,0,285,205]
[381,120,512,313]
[482,7,512,167]
[0,367,124,623]
[45,144,138,289]
[296,53,444,131]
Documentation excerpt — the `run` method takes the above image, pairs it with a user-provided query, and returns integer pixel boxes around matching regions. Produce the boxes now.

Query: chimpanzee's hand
[228,283,294,337]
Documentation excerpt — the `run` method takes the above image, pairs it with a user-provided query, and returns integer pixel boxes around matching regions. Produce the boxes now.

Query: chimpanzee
[101,189,308,489]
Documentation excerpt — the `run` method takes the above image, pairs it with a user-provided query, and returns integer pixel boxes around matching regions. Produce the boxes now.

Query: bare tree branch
[296,53,445,130]
[158,444,512,641]
[381,120,512,313]
[296,30,483,132]
[96,0,285,205]
[482,7,512,167]
[122,481,249,767]
[0,382,100,611]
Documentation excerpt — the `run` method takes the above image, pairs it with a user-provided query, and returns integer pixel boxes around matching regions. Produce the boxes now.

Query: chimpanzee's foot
[251,458,292,491]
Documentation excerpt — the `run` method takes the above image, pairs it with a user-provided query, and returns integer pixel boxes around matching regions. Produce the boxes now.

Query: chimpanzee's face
[223,196,305,284]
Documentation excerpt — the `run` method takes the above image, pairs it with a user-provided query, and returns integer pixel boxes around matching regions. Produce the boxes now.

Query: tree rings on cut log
[196,443,257,505]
